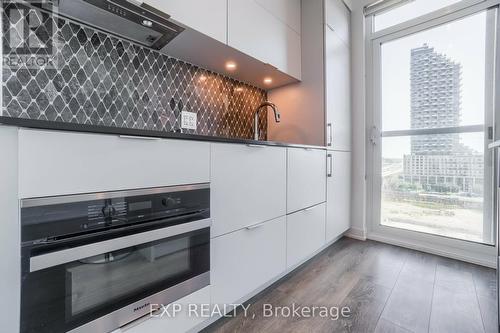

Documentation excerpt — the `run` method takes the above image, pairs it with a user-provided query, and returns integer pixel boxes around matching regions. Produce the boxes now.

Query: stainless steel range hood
[56,0,184,50]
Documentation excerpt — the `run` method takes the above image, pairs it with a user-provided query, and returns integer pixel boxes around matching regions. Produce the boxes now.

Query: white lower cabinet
[286,203,326,268]
[326,151,351,242]
[210,143,287,237]
[18,129,210,198]
[211,216,286,307]
[125,286,210,333]
[287,148,327,213]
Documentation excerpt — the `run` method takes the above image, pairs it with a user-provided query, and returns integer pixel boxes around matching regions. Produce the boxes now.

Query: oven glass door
[21,226,210,333]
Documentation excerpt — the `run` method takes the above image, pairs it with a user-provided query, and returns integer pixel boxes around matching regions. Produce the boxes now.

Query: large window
[369,1,497,246]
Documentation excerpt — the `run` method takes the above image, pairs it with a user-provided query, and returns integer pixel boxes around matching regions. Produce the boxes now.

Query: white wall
[347,0,377,239]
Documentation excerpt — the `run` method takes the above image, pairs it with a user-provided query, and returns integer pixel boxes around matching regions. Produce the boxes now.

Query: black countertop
[0,116,327,150]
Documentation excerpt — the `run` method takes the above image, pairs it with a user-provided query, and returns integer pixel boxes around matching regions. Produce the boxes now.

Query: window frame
[370,0,489,39]
[365,0,500,265]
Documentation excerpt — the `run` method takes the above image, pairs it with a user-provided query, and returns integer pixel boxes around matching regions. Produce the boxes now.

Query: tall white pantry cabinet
[325,0,352,242]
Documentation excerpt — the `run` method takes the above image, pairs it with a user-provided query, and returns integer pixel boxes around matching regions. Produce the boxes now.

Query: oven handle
[29,218,211,273]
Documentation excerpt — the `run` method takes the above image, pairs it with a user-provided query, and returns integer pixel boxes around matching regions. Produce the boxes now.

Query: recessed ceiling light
[225,61,237,71]
[198,75,207,83]
[263,77,273,85]
[235,87,244,92]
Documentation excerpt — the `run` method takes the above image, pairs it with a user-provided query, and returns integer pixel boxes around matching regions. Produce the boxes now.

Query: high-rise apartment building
[403,45,483,194]
[410,44,462,155]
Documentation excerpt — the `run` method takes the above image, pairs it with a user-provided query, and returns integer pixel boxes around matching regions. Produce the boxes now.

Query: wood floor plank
[380,275,434,333]
[399,250,438,284]
[355,243,409,289]
[434,260,476,294]
[324,277,392,333]
[477,294,498,333]
[430,258,487,333]
[374,318,413,333]
[472,264,498,333]
[429,283,485,333]
[472,265,497,300]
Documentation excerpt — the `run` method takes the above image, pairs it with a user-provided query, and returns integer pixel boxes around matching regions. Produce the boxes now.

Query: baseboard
[344,227,366,241]
[368,232,497,268]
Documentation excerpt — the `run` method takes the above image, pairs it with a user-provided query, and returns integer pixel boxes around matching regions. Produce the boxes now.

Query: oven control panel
[20,184,210,244]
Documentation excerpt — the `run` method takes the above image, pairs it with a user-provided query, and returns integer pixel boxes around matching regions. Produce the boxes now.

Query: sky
[378,7,488,159]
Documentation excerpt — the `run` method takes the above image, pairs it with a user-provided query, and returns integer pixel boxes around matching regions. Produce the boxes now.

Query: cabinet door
[211,143,287,237]
[18,129,210,198]
[145,0,227,43]
[287,148,326,213]
[325,0,350,45]
[286,203,326,268]
[211,217,286,306]
[325,26,351,151]
[326,151,351,242]
[228,0,301,79]
[254,0,301,34]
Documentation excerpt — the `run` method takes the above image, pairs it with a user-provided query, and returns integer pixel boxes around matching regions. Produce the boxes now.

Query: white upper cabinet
[254,0,301,33]
[228,0,301,79]
[144,0,301,83]
[144,0,227,43]
[325,23,351,151]
[325,0,350,45]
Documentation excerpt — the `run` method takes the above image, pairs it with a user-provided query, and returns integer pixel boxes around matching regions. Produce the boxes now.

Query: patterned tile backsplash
[1,3,268,139]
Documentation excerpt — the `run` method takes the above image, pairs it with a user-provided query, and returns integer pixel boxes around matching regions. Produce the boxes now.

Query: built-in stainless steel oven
[20,184,210,333]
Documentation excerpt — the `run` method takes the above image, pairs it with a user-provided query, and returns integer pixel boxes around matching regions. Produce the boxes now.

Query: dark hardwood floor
[203,238,497,333]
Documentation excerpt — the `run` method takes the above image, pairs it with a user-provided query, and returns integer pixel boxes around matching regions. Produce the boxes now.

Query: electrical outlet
[181,111,197,130]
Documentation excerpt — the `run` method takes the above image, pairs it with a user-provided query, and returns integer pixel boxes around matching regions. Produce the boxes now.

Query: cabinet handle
[327,154,333,177]
[327,123,333,147]
[246,144,266,148]
[245,222,266,230]
[119,135,160,141]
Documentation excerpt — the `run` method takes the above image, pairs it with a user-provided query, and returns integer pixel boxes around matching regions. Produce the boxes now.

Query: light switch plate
[181,111,197,130]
